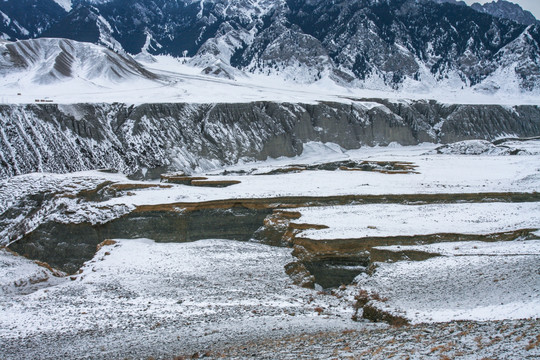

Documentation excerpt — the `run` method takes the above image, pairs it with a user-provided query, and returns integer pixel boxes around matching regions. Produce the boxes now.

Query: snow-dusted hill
[0,38,156,86]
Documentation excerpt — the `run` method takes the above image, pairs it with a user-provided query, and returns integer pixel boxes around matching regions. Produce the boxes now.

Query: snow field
[355,244,540,323]
[0,142,539,358]
[98,147,540,207]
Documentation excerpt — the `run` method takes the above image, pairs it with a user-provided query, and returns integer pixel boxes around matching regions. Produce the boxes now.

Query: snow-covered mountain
[0,38,156,85]
[52,0,73,12]
[1,0,539,93]
[471,0,539,26]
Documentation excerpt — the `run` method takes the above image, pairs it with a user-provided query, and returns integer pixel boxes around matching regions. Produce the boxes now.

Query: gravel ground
[181,319,540,359]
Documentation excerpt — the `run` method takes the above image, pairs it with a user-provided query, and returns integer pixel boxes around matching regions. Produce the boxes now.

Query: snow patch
[53,0,72,12]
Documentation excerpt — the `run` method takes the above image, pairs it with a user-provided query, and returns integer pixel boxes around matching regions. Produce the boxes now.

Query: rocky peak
[471,0,539,26]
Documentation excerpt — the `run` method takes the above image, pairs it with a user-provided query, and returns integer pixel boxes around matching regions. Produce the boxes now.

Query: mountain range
[0,0,539,92]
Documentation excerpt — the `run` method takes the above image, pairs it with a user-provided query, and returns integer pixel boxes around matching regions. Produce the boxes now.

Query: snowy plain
[355,249,540,323]
[0,239,357,359]
[295,202,540,240]
[97,141,540,207]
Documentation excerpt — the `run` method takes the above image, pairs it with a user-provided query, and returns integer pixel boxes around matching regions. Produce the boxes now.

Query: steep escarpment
[0,100,539,179]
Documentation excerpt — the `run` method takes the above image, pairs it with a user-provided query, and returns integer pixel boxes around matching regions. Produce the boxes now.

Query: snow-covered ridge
[2,0,540,94]
[0,38,539,105]
[470,0,539,25]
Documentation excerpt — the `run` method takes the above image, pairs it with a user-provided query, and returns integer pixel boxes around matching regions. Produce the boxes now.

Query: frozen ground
[1,239,539,359]
[1,141,539,358]
[98,142,540,207]
[0,249,65,296]
[1,54,540,105]
[210,319,540,359]
[1,141,539,247]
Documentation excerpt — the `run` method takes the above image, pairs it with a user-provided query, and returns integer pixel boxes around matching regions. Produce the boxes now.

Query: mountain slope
[53,0,72,12]
[0,0,67,40]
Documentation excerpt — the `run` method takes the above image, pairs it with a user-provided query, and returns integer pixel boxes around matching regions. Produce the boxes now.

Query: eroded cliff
[1,100,539,179]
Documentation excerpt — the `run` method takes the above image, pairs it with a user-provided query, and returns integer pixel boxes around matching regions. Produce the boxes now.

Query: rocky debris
[161,173,207,185]
[190,180,242,188]
[284,261,315,289]
[161,174,241,187]
[252,210,301,247]
[361,303,409,327]
[255,160,419,175]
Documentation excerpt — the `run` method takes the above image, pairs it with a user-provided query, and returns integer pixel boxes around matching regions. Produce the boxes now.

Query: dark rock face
[0,0,67,40]
[5,187,540,275]
[1,100,539,179]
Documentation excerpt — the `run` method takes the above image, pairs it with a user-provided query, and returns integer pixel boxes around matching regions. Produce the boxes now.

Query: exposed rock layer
[8,191,540,273]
